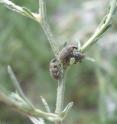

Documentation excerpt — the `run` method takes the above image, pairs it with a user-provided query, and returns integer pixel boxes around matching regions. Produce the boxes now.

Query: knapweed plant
[0,0,117,124]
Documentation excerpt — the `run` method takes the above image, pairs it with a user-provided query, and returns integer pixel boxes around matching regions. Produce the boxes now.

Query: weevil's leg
[85,56,95,62]
[75,39,81,50]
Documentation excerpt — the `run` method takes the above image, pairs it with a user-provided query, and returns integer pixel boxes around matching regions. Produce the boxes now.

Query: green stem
[97,70,107,124]
[95,50,108,124]
[8,66,34,109]
[80,0,117,52]
[55,77,66,114]
[39,0,59,56]
[0,92,61,122]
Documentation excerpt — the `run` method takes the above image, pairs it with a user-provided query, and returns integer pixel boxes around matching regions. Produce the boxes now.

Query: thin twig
[55,74,66,114]
[0,0,40,21]
[60,102,74,119]
[0,0,117,124]
[39,0,59,56]
[41,96,51,113]
[95,51,108,124]
[0,0,59,56]
[29,116,45,124]
[0,91,61,122]
[7,65,34,108]
[80,0,117,52]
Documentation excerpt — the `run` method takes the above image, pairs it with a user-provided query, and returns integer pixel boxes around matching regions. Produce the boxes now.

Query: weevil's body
[49,44,85,80]
[49,58,63,80]
[59,45,77,68]
[59,44,85,68]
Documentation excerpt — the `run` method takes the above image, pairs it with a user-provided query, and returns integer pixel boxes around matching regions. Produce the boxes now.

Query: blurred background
[0,0,117,124]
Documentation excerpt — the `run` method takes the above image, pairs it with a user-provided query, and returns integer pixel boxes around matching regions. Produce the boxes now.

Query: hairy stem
[95,51,108,124]
[39,0,59,56]
[55,70,67,115]
[0,0,59,56]
[55,78,65,114]
[8,66,34,109]
[80,0,117,52]
[97,71,107,124]
[0,92,61,122]
[0,0,39,20]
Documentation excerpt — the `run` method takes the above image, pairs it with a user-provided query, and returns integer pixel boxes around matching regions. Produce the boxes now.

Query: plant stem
[80,0,117,52]
[55,77,66,114]
[0,92,61,122]
[41,96,51,113]
[39,0,59,56]
[0,0,59,56]
[97,71,107,124]
[8,66,34,108]
[0,0,38,20]
[95,50,107,124]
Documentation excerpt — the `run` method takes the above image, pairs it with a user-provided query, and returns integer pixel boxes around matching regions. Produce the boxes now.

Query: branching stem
[80,0,117,52]
[0,0,117,124]
[0,92,61,122]
[8,66,34,109]
[39,0,59,56]
[55,77,65,114]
